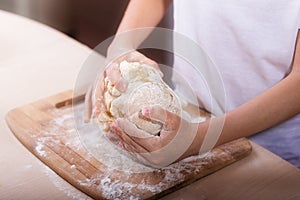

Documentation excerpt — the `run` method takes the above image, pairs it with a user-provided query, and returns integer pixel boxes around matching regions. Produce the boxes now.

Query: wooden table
[0,10,300,200]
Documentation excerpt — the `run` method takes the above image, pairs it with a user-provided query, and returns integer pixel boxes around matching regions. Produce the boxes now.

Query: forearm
[109,0,171,54]
[216,71,300,146]
[117,0,172,34]
[186,73,300,157]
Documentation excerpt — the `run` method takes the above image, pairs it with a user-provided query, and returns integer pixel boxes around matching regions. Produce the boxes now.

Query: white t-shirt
[172,0,300,167]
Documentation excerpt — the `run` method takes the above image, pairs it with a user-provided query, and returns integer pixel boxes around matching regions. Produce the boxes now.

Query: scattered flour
[35,140,47,157]
[70,165,76,169]
[73,103,154,173]
[34,103,220,199]
[53,114,74,126]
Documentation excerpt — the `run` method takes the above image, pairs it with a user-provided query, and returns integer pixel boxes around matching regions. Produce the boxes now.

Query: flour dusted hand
[96,61,180,135]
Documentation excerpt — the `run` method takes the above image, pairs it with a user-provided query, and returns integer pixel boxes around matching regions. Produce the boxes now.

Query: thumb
[84,86,93,123]
[141,106,168,125]
[115,78,128,93]
[114,118,152,139]
[141,106,181,132]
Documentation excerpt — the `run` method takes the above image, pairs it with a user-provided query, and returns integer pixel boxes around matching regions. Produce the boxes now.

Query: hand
[109,106,202,168]
[84,51,162,123]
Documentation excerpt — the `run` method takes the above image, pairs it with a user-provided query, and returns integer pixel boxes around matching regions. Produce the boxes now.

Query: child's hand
[109,106,200,168]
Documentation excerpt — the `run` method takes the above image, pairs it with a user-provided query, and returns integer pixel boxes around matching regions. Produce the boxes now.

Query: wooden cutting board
[5,90,252,200]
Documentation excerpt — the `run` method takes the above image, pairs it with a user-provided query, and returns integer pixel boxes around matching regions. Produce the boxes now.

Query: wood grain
[5,90,252,200]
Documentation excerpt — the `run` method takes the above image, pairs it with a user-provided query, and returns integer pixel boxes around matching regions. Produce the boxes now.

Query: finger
[91,70,107,118]
[106,131,139,158]
[109,131,154,167]
[93,71,105,102]
[107,131,136,153]
[84,86,93,123]
[92,101,102,118]
[141,106,167,125]
[115,78,128,93]
[106,130,121,146]
[125,51,163,77]
[116,138,153,167]
[106,63,122,86]
[115,118,153,139]
[112,119,154,152]
[112,122,170,168]
[106,62,128,93]
[140,59,163,77]
[140,59,162,75]
[141,106,180,132]
[112,119,176,168]
[115,119,163,152]
[110,121,149,154]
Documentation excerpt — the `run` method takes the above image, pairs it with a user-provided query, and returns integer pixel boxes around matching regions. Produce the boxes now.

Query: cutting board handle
[47,90,85,108]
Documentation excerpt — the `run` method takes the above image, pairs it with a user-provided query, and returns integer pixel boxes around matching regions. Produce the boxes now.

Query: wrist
[179,121,209,160]
[107,41,135,61]
[192,121,209,155]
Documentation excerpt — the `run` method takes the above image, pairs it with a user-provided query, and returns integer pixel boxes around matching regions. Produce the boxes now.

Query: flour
[53,114,74,126]
[35,140,47,157]
[77,173,157,200]
[70,165,76,169]
[73,103,154,173]
[34,102,220,199]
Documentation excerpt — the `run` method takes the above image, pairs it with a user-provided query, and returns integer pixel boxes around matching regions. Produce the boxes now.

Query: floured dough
[96,61,181,135]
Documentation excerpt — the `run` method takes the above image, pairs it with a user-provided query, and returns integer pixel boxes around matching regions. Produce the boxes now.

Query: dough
[96,61,181,135]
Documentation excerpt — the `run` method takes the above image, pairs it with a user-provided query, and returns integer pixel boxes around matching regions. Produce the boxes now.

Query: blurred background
[0,0,172,48]
[0,0,174,82]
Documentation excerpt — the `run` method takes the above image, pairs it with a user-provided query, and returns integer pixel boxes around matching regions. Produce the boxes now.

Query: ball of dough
[97,61,180,135]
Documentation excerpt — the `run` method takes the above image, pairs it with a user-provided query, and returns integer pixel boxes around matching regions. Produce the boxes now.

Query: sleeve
[296,8,300,29]
[298,12,300,29]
